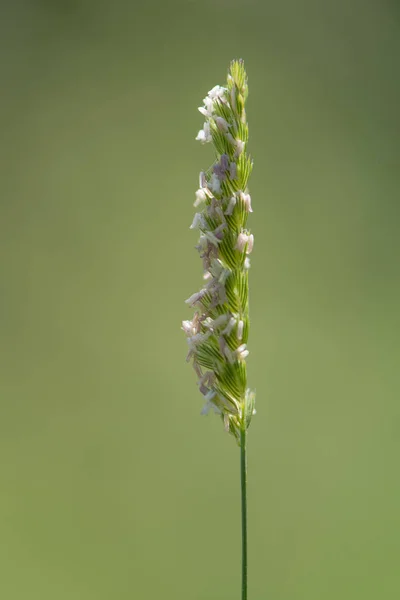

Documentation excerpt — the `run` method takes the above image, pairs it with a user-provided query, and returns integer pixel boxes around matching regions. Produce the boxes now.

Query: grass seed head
[183,60,255,443]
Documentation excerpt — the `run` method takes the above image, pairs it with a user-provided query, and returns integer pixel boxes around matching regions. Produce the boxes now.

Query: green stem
[240,426,248,600]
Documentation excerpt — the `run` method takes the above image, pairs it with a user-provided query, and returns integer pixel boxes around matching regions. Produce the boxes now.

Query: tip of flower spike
[229,59,248,94]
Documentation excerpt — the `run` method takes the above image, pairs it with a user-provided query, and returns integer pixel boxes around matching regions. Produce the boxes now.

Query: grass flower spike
[183,59,255,600]
[183,59,255,444]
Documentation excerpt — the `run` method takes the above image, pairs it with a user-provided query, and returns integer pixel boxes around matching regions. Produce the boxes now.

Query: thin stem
[240,426,248,600]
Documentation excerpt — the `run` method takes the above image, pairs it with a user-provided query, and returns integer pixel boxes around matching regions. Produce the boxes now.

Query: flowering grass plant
[182,59,255,600]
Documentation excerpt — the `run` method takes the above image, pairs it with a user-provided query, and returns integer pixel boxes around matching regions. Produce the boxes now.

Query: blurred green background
[1,1,399,598]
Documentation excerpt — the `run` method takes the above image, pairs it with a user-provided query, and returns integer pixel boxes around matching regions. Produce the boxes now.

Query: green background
[1,1,399,598]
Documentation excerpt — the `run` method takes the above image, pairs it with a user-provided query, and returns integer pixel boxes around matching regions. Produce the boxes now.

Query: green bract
[182,60,255,444]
